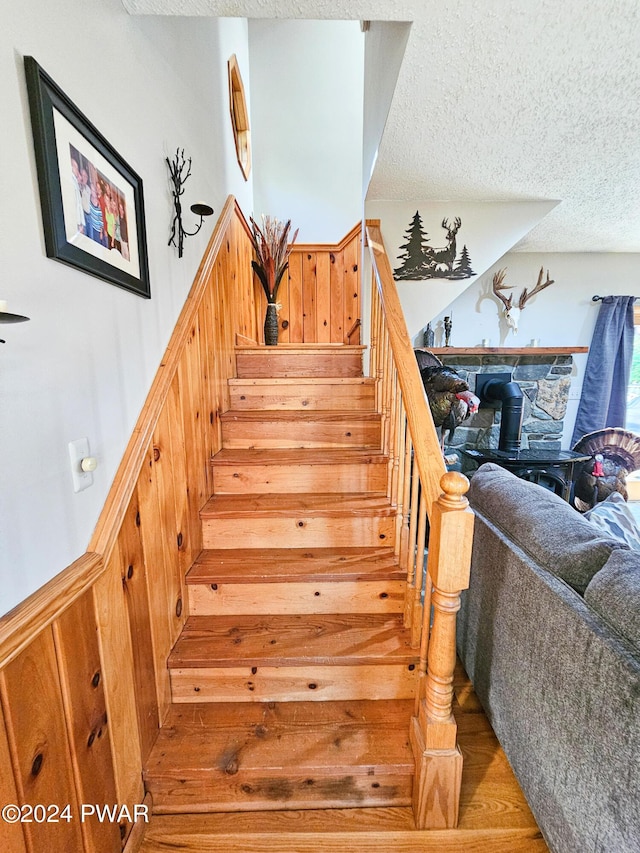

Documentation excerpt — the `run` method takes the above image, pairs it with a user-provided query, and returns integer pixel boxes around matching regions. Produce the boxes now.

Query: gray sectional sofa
[457,463,640,853]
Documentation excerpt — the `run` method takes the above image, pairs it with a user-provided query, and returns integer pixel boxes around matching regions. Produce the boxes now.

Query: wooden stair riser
[236,347,365,379]
[170,664,418,704]
[220,415,381,450]
[228,378,375,411]
[147,771,412,814]
[188,580,405,617]
[202,515,395,550]
[212,459,388,494]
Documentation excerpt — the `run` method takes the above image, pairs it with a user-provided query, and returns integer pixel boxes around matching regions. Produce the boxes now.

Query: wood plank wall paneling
[343,231,361,339]
[302,251,318,342]
[53,592,122,852]
[92,554,145,818]
[0,628,84,852]
[115,494,161,759]
[135,453,176,723]
[256,223,361,344]
[0,700,26,852]
[0,197,258,852]
[329,249,345,343]
[286,251,304,343]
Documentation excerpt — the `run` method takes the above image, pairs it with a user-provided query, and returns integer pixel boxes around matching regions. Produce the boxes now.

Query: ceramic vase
[264,302,278,346]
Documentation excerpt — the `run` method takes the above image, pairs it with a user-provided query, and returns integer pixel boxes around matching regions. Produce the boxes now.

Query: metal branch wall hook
[166,149,213,258]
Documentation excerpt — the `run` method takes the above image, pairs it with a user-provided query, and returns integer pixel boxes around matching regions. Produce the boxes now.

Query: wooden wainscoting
[265,223,361,344]
[0,197,258,853]
[0,554,124,853]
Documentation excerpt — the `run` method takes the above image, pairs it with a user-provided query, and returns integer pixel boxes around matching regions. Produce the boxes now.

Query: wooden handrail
[291,221,362,254]
[365,223,445,510]
[0,552,104,669]
[346,318,361,343]
[365,221,474,830]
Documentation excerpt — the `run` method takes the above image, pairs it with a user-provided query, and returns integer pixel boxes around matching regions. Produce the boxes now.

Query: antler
[492,268,513,310]
[518,267,555,309]
[442,217,462,234]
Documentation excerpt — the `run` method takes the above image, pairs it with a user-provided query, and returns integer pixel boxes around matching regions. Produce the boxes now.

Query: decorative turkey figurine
[415,350,480,452]
[572,428,640,509]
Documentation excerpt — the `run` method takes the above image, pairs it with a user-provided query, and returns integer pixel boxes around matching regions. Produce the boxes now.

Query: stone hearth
[430,352,574,453]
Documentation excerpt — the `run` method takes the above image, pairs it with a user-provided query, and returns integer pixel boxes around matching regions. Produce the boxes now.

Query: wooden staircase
[143,344,419,814]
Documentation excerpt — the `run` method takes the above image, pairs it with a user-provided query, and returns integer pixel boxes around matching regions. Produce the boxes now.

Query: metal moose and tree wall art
[394,211,475,281]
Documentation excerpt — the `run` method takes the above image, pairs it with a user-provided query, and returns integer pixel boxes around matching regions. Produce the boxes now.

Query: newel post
[411,471,474,829]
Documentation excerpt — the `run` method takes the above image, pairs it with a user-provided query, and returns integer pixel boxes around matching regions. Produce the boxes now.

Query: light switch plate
[68,437,93,493]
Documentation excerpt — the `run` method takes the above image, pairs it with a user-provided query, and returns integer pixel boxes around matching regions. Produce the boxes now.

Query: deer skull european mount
[491,267,555,335]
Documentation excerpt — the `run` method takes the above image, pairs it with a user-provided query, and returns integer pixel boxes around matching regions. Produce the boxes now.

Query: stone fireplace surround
[416,347,588,458]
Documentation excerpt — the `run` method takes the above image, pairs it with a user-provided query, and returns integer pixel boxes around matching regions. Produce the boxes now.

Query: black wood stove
[461,447,591,502]
[462,374,591,502]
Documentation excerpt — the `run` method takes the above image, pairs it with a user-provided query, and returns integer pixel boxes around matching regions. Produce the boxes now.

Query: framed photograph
[24,56,150,298]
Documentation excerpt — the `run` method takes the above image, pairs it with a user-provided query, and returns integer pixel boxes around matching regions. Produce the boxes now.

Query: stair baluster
[365,221,475,829]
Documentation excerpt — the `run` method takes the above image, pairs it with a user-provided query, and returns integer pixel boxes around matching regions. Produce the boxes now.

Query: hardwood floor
[137,661,549,852]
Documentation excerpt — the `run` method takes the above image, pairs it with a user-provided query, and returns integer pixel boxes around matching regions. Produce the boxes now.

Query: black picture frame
[24,56,150,298]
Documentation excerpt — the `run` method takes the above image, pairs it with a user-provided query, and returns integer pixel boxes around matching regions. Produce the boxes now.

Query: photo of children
[69,144,130,261]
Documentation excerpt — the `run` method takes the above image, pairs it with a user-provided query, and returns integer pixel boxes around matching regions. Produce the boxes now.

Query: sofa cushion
[468,463,624,593]
[585,549,640,653]
[584,491,640,551]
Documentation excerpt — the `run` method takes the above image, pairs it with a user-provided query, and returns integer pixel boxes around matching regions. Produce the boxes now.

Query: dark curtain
[571,295,636,447]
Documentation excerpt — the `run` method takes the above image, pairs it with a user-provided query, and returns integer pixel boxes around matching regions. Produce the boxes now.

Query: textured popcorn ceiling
[123,0,640,252]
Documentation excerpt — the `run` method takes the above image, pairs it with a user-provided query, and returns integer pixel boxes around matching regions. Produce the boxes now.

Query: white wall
[426,252,640,444]
[362,21,411,198]
[248,19,364,243]
[0,1,252,616]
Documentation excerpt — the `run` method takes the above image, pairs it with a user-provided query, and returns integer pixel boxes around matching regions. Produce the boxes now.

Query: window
[627,304,640,431]
[627,303,640,499]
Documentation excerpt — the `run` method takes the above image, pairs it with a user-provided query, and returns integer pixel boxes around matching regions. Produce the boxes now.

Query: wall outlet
[68,437,94,493]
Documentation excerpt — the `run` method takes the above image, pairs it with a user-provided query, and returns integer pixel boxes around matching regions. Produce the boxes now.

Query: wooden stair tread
[143,808,421,837]
[140,823,548,853]
[169,614,417,667]
[200,493,394,519]
[188,548,405,584]
[212,448,387,465]
[144,699,414,814]
[141,803,541,835]
[145,699,414,776]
